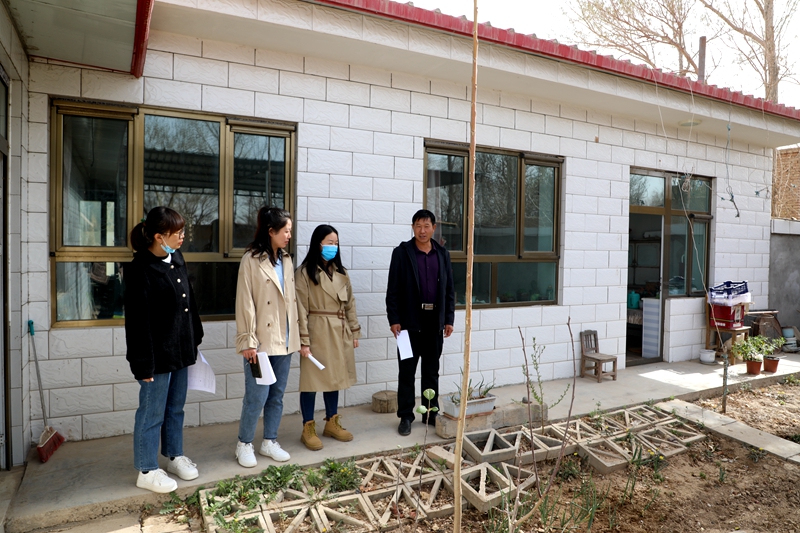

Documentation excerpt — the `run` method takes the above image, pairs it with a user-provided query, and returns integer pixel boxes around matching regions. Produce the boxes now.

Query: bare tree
[572,0,720,77]
[697,0,798,103]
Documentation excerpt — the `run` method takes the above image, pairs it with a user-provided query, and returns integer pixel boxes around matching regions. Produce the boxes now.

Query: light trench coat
[295,264,361,392]
[235,250,301,356]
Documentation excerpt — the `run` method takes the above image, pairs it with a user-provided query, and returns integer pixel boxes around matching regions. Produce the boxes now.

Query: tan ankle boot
[323,414,353,442]
[301,421,323,451]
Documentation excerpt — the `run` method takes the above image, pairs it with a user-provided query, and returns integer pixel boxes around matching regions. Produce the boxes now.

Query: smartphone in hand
[250,358,262,379]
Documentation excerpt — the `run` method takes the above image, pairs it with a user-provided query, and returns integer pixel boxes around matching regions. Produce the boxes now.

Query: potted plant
[440,373,496,418]
[762,337,785,373]
[730,335,784,375]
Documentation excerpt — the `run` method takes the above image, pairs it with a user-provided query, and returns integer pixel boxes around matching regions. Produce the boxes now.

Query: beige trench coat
[235,250,301,356]
[295,265,361,392]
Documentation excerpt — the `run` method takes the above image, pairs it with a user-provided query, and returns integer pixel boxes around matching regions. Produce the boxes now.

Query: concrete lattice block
[404,474,458,519]
[263,487,312,510]
[550,419,603,442]
[604,408,659,433]
[531,425,578,457]
[384,450,441,483]
[656,418,707,444]
[500,429,550,464]
[361,485,427,531]
[578,438,631,475]
[635,426,689,458]
[459,463,514,513]
[357,457,401,490]
[312,493,378,533]
[499,462,539,494]
[263,504,317,533]
[462,429,519,464]
[627,405,674,424]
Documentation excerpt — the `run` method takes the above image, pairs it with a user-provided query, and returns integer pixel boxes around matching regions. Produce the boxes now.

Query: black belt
[421,303,434,310]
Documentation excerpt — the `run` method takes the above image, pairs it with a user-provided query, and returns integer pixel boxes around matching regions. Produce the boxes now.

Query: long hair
[246,206,292,266]
[130,207,185,252]
[301,224,345,285]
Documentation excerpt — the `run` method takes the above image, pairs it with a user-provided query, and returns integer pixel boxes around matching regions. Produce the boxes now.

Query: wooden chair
[580,330,618,383]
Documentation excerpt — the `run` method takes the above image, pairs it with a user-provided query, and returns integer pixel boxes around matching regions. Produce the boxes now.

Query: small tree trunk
[453,1,479,531]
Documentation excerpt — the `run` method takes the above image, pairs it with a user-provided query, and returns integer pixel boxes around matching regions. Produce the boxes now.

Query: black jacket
[386,238,455,332]
[124,249,204,380]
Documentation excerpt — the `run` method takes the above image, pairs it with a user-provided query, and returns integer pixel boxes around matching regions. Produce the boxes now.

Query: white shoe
[167,455,199,481]
[137,469,178,494]
[236,441,257,468]
[260,439,290,462]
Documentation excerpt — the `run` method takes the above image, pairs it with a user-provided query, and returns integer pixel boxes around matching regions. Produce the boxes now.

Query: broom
[28,320,66,462]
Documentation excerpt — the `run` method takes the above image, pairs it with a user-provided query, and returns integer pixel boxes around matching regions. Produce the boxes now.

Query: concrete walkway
[4,355,800,533]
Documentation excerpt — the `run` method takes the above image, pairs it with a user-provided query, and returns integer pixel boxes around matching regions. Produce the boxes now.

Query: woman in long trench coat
[295,224,361,451]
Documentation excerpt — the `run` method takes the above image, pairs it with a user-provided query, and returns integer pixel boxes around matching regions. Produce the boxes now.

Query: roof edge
[308,0,800,122]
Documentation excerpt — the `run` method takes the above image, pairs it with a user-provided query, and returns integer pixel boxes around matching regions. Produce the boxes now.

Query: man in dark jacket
[386,209,455,436]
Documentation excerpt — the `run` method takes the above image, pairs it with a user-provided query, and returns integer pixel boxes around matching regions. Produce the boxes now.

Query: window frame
[629,167,713,298]
[424,140,562,309]
[50,101,296,327]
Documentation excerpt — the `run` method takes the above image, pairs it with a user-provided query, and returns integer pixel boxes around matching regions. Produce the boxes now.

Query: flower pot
[763,357,780,373]
[440,393,496,418]
[745,360,762,375]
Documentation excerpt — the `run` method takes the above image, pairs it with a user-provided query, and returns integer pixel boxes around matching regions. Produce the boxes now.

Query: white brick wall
[17,6,788,446]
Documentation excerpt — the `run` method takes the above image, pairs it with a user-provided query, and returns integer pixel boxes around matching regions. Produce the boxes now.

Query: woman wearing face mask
[295,224,361,450]
[125,206,203,493]
[234,207,300,468]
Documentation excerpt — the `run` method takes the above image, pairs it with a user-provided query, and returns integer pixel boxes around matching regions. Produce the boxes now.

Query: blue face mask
[161,241,176,254]
[321,245,338,261]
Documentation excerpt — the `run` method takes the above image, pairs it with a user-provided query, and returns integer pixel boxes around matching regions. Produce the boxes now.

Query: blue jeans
[300,391,339,423]
[238,354,292,443]
[133,367,188,472]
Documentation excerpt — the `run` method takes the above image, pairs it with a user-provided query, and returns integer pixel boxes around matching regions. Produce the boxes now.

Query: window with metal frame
[50,102,295,326]
[629,169,712,297]
[424,141,561,307]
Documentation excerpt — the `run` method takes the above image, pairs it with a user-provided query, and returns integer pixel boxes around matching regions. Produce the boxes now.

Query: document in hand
[397,330,414,360]
[255,352,277,386]
[187,351,216,393]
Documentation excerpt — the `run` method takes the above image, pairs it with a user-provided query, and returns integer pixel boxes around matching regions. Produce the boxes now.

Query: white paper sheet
[187,351,216,394]
[307,354,325,370]
[397,330,414,360]
[255,352,277,386]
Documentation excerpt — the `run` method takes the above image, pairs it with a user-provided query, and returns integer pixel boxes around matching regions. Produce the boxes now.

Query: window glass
[497,262,556,303]
[524,165,556,252]
[672,176,711,212]
[630,174,665,207]
[668,217,687,295]
[55,262,124,321]
[233,133,286,248]
[143,115,220,253]
[690,221,708,293]
[475,153,518,255]
[186,262,239,315]
[426,153,464,252]
[452,262,491,305]
[62,116,128,247]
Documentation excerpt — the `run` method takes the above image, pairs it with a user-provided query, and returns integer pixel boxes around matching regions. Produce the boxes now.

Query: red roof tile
[311,0,800,122]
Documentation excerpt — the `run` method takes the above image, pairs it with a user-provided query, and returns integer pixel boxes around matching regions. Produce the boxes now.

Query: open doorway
[627,213,662,366]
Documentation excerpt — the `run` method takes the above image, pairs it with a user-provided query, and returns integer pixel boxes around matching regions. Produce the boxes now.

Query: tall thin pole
[698,36,707,82]
[453,1,478,531]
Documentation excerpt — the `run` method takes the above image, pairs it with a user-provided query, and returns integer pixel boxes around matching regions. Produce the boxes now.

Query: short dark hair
[412,209,436,226]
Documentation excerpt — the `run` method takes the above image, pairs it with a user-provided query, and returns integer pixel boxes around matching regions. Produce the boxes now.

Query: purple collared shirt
[414,244,439,305]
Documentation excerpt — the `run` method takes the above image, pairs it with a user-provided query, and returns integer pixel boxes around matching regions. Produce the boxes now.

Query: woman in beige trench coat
[295,224,361,451]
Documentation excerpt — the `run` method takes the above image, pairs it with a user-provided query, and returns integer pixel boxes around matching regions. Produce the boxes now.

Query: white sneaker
[260,439,290,462]
[136,469,178,494]
[236,441,257,468]
[167,455,199,481]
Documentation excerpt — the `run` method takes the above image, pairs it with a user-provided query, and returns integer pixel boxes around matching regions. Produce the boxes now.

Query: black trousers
[397,319,444,421]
